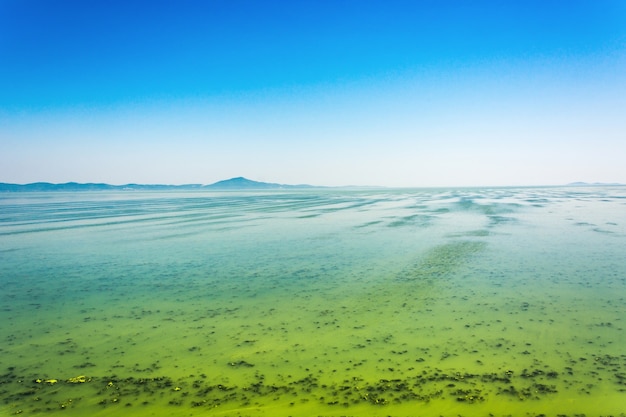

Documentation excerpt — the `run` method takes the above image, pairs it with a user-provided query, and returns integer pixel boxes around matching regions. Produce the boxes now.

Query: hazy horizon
[2,1,625,187]
[1,177,624,189]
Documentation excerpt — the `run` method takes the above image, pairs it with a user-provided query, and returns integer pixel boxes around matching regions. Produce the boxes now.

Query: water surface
[1,187,625,416]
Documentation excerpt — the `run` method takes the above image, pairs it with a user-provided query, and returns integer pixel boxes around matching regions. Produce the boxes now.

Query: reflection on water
[1,187,625,416]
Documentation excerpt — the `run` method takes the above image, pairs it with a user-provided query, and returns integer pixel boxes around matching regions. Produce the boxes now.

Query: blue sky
[1,0,625,186]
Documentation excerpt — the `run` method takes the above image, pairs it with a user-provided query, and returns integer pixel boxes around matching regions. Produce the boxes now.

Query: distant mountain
[0,177,314,192]
[566,182,625,186]
[0,182,202,192]
[0,182,112,192]
[204,177,313,189]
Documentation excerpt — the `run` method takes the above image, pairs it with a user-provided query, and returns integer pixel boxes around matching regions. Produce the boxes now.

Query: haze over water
[1,186,625,416]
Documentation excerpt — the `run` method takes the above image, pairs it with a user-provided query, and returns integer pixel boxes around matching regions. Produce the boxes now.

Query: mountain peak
[205,177,284,189]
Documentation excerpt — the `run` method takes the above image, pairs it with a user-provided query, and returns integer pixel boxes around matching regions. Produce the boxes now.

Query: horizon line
[1,178,624,190]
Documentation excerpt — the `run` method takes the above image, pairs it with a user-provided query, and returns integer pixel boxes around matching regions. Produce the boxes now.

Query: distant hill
[204,177,313,189]
[566,182,625,186]
[0,177,314,192]
[0,182,205,192]
[0,182,115,192]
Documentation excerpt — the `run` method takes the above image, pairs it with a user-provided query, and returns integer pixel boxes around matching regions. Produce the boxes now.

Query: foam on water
[1,187,625,416]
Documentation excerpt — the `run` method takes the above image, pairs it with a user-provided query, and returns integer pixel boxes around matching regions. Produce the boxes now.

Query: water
[1,186,625,416]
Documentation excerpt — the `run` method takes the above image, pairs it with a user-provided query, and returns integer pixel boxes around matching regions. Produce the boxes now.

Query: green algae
[3,352,625,414]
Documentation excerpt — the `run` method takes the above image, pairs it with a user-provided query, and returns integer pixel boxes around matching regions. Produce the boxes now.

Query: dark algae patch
[396,240,487,283]
[0,362,597,414]
[3,354,626,415]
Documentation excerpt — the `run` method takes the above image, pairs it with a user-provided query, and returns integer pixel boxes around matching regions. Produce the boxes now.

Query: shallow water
[1,186,625,416]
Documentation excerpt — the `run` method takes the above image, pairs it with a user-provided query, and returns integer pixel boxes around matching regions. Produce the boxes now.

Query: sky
[1,0,625,187]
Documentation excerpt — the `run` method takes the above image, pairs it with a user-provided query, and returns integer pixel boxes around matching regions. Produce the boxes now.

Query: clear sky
[1,0,625,187]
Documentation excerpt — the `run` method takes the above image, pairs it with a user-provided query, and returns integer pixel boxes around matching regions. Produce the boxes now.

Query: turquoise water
[1,187,625,416]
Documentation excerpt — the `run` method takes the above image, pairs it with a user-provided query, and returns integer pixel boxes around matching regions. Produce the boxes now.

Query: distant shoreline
[0,179,624,192]
[0,177,316,192]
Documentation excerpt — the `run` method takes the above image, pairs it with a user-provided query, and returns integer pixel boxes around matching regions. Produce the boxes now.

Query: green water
[1,187,625,416]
